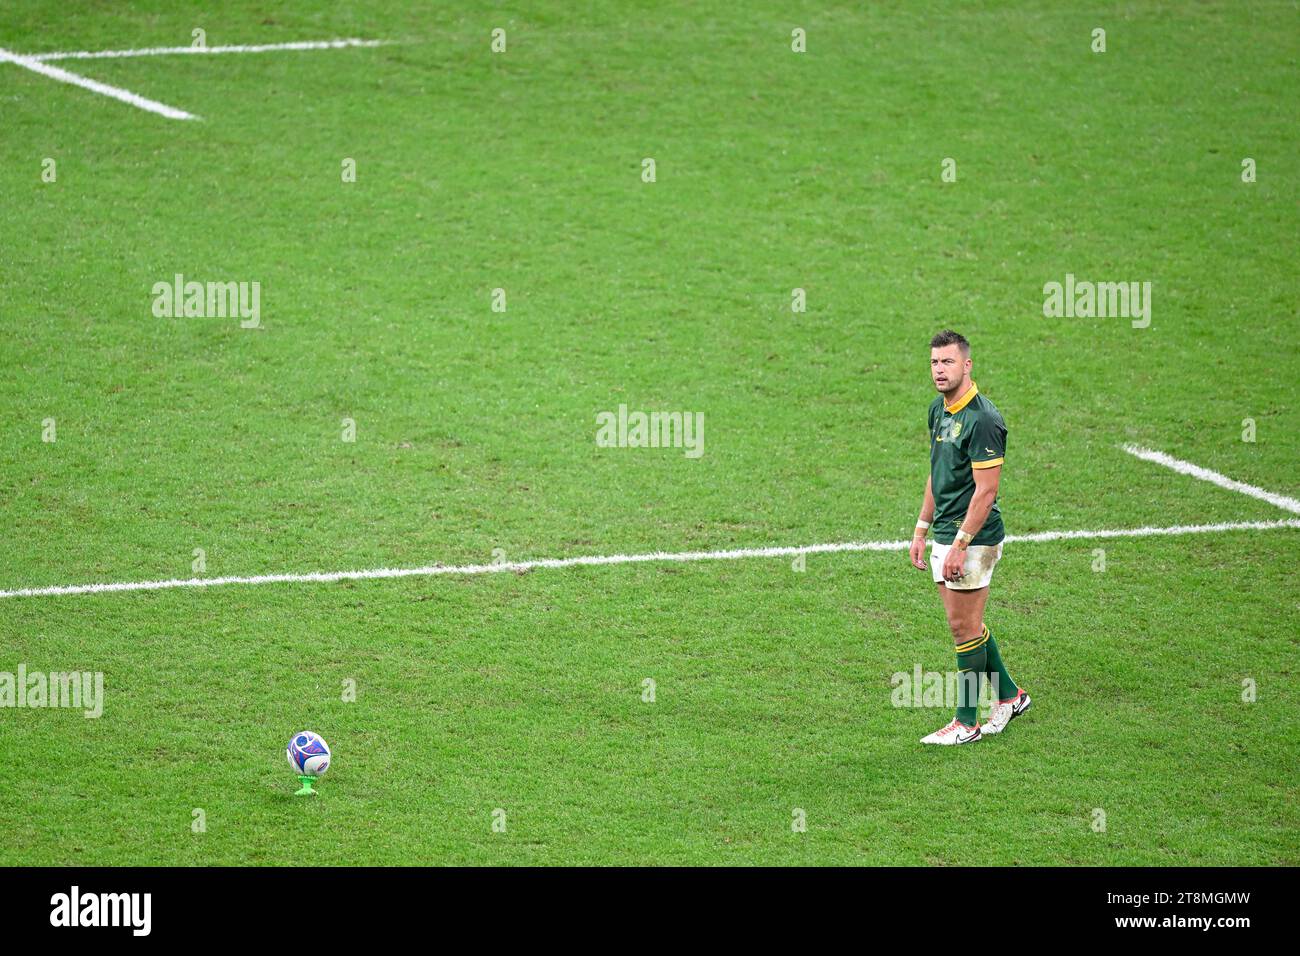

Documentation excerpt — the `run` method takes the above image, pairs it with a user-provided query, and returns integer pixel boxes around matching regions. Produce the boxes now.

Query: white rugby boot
[920,718,981,745]
[982,689,1031,735]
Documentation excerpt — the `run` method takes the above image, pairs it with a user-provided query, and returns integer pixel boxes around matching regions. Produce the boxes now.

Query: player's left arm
[941,465,1001,580]
[941,410,1005,580]
[958,408,1005,541]
[958,464,1001,539]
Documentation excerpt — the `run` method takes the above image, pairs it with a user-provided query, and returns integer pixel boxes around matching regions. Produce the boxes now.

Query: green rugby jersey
[927,382,1006,546]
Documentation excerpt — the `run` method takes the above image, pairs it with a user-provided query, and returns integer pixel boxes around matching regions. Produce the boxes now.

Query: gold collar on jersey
[944,382,978,414]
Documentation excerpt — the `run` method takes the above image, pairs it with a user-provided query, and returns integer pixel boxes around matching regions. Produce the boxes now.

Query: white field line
[26,38,392,62]
[1123,444,1300,515]
[1,518,1297,600]
[0,46,197,120]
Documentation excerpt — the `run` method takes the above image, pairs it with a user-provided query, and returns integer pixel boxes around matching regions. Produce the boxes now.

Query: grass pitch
[0,1,1296,865]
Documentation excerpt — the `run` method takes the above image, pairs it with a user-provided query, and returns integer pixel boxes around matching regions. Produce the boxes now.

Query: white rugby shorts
[930,540,1003,590]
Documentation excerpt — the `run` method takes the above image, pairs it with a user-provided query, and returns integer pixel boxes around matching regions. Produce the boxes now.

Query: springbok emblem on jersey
[936,418,963,442]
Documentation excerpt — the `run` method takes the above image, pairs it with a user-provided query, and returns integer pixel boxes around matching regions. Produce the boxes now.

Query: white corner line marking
[0,46,197,120]
[26,38,392,62]
[2,519,1297,599]
[1123,444,1300,515]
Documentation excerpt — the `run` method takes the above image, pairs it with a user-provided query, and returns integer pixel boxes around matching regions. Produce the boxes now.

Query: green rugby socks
[954,629,988,727]
[982,624,1020,702]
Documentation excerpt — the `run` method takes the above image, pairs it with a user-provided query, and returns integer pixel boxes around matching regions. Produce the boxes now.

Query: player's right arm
[910,475,935,570]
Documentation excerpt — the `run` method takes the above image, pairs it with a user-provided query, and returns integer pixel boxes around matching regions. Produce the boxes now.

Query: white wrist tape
[915,519,930,530]
[954,530,973,544]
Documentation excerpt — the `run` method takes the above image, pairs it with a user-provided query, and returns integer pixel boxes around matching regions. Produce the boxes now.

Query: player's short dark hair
[929,330,970,356]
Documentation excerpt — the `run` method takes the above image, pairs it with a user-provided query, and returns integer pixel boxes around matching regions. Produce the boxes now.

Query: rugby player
[909,331,1031,744]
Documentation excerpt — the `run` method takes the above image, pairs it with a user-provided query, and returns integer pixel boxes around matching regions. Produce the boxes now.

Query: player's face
[930,345,970,396]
